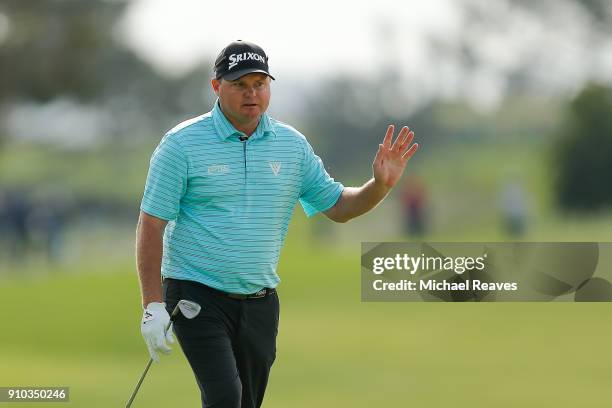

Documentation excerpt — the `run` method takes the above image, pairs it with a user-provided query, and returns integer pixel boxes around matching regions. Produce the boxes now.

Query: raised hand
[372,125,418,189]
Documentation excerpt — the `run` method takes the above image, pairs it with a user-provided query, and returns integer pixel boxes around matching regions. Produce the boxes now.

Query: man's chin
[241,106,261,115]
[240,109,262,120]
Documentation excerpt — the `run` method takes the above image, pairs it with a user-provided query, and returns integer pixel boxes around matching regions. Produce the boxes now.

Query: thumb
[146,340,160,363]
[166,324,175,344]
[374,144,384,163]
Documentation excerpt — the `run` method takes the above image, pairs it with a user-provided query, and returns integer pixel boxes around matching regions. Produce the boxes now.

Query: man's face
[211,73,271,127]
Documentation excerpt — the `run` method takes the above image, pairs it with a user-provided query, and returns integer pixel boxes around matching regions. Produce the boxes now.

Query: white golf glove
[141,302,174,362]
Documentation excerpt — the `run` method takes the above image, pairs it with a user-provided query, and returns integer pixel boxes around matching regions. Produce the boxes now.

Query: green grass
[1,237,612,407]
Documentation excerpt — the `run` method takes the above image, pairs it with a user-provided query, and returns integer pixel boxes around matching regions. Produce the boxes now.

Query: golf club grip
[170,301,183,319]
[165,302,182,333]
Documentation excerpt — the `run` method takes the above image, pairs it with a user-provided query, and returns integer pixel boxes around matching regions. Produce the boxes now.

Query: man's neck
[234,121,259,137]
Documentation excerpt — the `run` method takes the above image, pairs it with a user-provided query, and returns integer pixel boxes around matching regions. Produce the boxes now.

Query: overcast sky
[118,0,612,115]
[118,0,472,119]
[119,0,459,79]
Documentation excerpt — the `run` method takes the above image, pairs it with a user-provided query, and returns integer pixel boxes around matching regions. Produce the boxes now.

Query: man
[136,40,418,408]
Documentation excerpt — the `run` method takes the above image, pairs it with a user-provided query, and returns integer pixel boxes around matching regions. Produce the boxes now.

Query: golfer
[136,40,418,408]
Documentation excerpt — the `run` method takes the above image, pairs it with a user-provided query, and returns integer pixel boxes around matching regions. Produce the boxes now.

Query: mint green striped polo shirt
[141,100,344,294]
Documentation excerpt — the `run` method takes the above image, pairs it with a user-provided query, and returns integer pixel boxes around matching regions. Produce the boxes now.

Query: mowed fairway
[1,238,611,408]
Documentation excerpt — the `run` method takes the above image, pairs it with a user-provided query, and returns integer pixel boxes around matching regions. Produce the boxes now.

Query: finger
[166,328,175,344]
[146,341,159,363]
[392,126,409,152]
[382,125,394,149]
[402,143,419,161]
[156,342,172,355]
[155,335,172,354]
[157,336,171,352]
[400,131,414,151]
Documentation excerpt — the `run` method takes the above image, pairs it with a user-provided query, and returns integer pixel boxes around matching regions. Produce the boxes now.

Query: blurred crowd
[0,188,72,264]
[399,177,531,239]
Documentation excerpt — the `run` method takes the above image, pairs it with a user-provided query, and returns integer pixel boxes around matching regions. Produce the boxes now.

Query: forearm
[135,214,166,308]
[328,178,391,223]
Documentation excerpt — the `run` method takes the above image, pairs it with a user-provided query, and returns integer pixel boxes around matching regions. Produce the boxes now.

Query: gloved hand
[141,302,174,362]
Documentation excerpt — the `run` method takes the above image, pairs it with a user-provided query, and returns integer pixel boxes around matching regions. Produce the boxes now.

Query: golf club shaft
[125,357,153,408]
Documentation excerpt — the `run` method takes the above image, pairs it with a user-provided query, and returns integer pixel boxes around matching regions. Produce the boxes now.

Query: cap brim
[221,68,275,81]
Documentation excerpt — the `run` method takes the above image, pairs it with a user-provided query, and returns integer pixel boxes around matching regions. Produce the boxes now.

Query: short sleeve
[299,141,344,217]
[140,135,188,221]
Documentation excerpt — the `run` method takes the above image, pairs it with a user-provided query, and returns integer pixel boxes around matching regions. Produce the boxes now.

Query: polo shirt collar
[212,99,276,141]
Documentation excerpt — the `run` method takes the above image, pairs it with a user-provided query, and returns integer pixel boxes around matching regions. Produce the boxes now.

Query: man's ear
[211,78,220,96]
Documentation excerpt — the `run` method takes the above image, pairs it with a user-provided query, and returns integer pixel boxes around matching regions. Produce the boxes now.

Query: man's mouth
[243,103,257,107]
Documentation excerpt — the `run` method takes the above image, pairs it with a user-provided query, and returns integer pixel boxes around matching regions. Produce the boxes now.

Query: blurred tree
[555,84,612,210]
[304,79,441,182]
[303,0,612,178]
[453,0,612,97]
[509,0,612,25]
[0,0,129,102]
[0,0,213,148]
[0,0,216,207]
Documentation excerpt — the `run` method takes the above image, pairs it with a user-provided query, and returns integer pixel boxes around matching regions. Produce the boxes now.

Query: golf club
[125,299,202,408]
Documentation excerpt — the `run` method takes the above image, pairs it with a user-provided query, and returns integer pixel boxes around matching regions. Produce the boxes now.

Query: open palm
[373,125,418,188]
